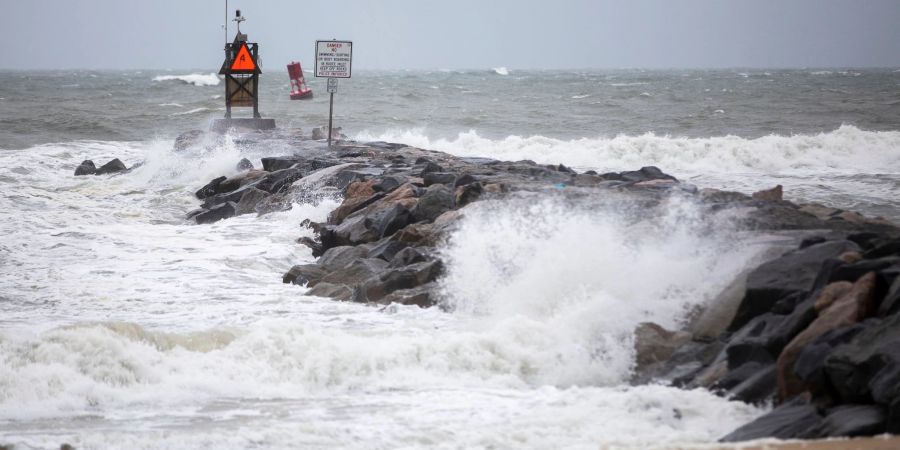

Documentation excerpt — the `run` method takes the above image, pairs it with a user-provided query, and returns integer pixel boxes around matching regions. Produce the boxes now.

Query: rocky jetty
[174,128,900,443]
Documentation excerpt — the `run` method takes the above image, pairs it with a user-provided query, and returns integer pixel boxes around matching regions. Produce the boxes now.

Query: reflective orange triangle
[230,43,256,71]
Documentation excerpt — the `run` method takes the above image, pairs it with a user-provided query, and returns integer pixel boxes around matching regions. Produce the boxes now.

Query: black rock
[455,182,484,207]
[173,129,204,150]
[261,156,302,172]
[454,174,477,187]
[799,236,827,249]
[794,323,869,396]
[194,201,237,224]
[236,158,254,171]
[389,247,428,268]
[319,245,370,271]
[879,276,900,317]
[74,160,96,176]
[234,187,269,215]
[825,312,900,404]
[729,240,860,331]
[358,260,443,303]
[862,237,900,259]
[619,166,677,183]
[719,398,823,442]
[423,172,457,187]
[255,167,304,194]
[808,405,886,438]
[95,158,127,175]
[413,184,455,223]
[282,264,327,286]
[829,256,900,284]
[714,362,769,391]
[418,161,444,176]
[728,364,777,404]
[195,176,227,199]
[367,239,409,262]
[371,175,406,193]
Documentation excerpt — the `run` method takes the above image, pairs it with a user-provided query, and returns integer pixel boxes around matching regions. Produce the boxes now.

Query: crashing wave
[152,73,221,87]
[492,67,509,76]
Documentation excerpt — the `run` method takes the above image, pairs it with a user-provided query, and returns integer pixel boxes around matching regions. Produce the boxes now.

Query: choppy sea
[1,68,899,449]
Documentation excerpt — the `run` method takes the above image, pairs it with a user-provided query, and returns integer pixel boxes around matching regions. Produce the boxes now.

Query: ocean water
[1,69,899,449]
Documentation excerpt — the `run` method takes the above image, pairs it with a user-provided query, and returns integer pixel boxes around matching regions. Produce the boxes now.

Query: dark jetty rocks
[73,158,129,176]
[172,128,899,443]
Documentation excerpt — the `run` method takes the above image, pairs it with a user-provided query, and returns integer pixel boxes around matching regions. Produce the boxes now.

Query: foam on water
[152,73,221,87]
[0,139,768,447]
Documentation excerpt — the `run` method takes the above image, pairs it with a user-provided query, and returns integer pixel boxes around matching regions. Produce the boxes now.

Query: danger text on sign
[315,40,353,78]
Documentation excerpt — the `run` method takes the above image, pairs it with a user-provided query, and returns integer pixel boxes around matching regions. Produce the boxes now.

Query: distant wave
[171,107,210,116]
[354,125,900,175]
[152,73,220,87]
[571,94,591,99]
[492,67,509,76]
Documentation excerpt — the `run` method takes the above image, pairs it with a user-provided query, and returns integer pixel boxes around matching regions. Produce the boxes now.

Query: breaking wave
[152,73,221,87]
[493,67,510,76]
[355,125,900,175]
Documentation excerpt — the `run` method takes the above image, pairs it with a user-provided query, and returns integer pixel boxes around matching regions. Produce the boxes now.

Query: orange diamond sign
[230,43,256,72]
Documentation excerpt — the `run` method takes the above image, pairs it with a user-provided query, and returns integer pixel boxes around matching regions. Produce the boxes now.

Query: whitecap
[492,67,509,76]
[571,94,591,99]
[153,73,221,87]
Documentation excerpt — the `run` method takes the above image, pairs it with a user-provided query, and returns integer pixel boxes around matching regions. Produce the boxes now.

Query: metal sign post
[315,40,353,148]
[327,78,338,147]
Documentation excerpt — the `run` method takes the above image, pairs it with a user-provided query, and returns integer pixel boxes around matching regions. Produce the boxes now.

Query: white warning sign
[315,40,353,78]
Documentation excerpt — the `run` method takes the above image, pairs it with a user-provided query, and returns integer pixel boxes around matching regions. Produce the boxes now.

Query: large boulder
[74,160,97,176]
[806,405,886,438]
[357,260,443,303]
[194,201,237,224]
[195,176,227,199]
[95,158,127,175]
[282,264,327,286]
[234,187,270,216]
[719,398,823,442]
[776,274,878,402]
[825,310,900,405]
[412,184,455,223]
[633,322,691,371]
[728,240,861,331]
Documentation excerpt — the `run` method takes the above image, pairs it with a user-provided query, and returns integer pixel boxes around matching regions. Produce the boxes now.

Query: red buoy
[287,61,313,100]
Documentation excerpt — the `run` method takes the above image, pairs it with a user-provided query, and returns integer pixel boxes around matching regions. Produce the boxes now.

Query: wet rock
[195,201,237,224]
[793,322,871,402]
[864,238,900,259]
[319,245,370,272]
[95,158,127,175]
[320,258,389,288]
[828,256,900,284]
[173,129,205,150]
[752,185,784,202]
[808,405,886,438]
[236,158,254,171]
[358,260,443,303]
[455,182,484,207]
[380,282,437,307]
[777,275,878,402]
[423,172,457,187]
[417,161,444,176]
[261,156,302,172]
[195,176,227,199]
[412,184,455,223]
[633,322,691,371]
[389,247,428,268]
[729,240,861,331]
[367,239,409,262]
[699,188,751,203]
[879,276,900,317]
[371,175,408,193]
[234,187,270,216]
[74,160,96,176]
[719,398,823,442]
[728,364,777,404]
[616,166,677,183]
[254,167,304,194]
[454,173,477,187]
[307,281,353,300]
[825,310,900,405]
[217,170,268,193]
[282,264,327,286]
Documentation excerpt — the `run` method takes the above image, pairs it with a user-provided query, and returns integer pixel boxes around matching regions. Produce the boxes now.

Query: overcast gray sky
[6,0,900,70]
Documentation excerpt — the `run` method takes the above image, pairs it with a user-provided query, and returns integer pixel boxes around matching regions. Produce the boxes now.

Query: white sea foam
[355,125,900,176]
[493,67,509,76]
[158,102,183,107]
[571,94,591,99]
[152,73,221,86]
[171,107,210,116]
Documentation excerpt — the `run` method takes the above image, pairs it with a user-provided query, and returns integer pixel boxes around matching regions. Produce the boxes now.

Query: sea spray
[438,193,766,386]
